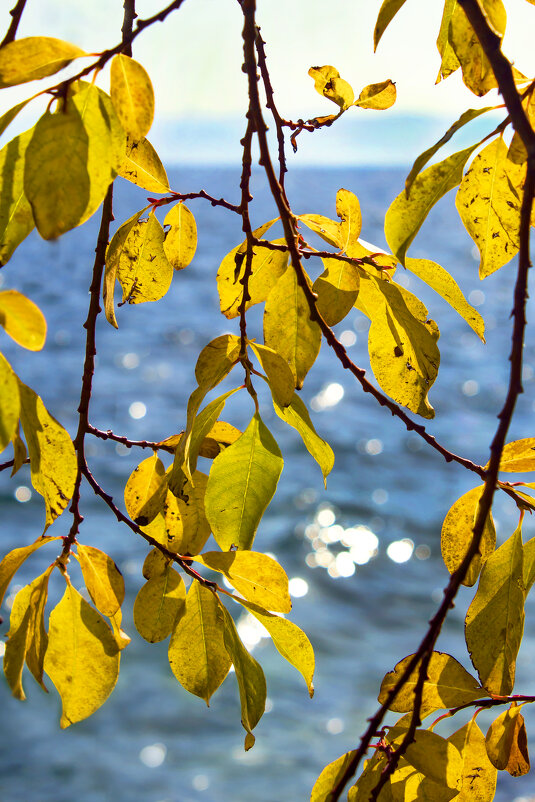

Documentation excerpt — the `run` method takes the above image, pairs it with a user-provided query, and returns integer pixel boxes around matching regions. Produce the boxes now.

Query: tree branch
[0,0,28,48]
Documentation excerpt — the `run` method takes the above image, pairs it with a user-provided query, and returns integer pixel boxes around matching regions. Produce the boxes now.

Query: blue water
[1,167,535,802]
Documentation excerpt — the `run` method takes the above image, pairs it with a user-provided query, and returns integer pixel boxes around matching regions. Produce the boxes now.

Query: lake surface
[1,167,535,802]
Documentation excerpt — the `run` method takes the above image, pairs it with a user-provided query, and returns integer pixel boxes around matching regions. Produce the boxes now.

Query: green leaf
[272,392,334,485]
[405,257,485,341]
[44,583,120,728]
[168,581,231,704]
[118,136,170,194]
[353,79,396,110]
[312,257,360,326]
[465,525,524,695]
[441,485,496,586]
[133,565,186,643]
[103,206,150,328]
[220,603,266,750]
[449,0,507,96]
[311,750,357,802]
[297,214,342,249]
[264,266,321,390]
[0,352,20,453]
[406,107,497,194]
[234,597,314,696]
[308,66,354,109]
[385,144,479,265]
[0,128,35,265]
[0,37,86,88]
[124,453,167,526]
[456,137,524,278]
[0,536,59,608]
[378,651,483,715]
[495,438,535,473]
[486,705,530,776]
[0,290,46,351]
[217,238,289,319]
[449,719,497,801]
[115,212,173,304]
[250,342,295,407]
[194,551,291,613]
[374,0,409,50]
[76,544,125,618]
[163,202,197,270]
[110,54,154,140]
[204,413,283,550]
[4,565,54,698]
[387,727,463,791]
[18,381,77,530]
[436,0,461,82]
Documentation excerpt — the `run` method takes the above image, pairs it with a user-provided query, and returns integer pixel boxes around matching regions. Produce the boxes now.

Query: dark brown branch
[87,424,175,453]
[121,0,137,57]
[254,29,288,188]
[0,457,29,472]
[0,0,28,47]
[445,693,535,719]
[148,190,240,214]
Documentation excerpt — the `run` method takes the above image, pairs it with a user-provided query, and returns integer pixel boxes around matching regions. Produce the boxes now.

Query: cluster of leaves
[0,0,533,800]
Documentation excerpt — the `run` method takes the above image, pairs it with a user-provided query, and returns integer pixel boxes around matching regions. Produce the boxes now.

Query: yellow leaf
[118,136,170,194]
[0,352,20,453]
[10,421,27,476]
[103,206,150,328]
[0,536,59,608]
[156,470,211,556]
[441,485,496,586]
[354,80,396,110]
[405,257,485,341]
[44,583,120,727]
[336,188,362,251]
[449,719,497,801]
[308,66,354,109]
[18,381,77,530]
[297,214,342,249]
[220,603,266,750]
[0,289,46,351]
[110,54,154,140]
[486,705,530,776]
[313,257,360,327]
[163,202,197,270]
[264,266,321,390]
[116,212,173,304]
[76,544,125,617]
[0,98,34,138]
[385,144,478,265]
[348,753,392,802]
[134,565,186,643]
[465,525,524,695]
[0,128,35,265]
[217,238,288,319]
[124,453,167,526]
[0,36,86,88]
[168,582,231,704]
[374,0,409,50]
[272,392,334,485]
[387,727,463,791]
[449,0,507,96]
[250,342,295,407]
[436,0,461,82]
[311,750,357,802]
[378,651,483,715]
[523,534,535,595]
[456,137,524,278]
[204,413,283,551]
[142,547,169,579]
[496,437,535,473]
[508,91,535,164]
[109,608,131,651]
[194,551,291,613]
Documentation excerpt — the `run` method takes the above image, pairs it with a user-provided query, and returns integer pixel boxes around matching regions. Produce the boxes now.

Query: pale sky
[2,0,534,164]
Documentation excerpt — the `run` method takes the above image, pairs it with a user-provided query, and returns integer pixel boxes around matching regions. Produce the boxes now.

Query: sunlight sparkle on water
[289,577,309,597]
[129,401,147,419]
[326,717,345,734]
[387,539,414,563]
[139,743,166,767]
[316,507,336,527]
[310,382,344,411]
[14,486,31,502]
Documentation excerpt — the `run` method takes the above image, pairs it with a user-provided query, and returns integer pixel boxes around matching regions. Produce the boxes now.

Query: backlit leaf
[194,551,291,613]
[385,144,478,265]
[0,352,19,453]
[18,381,77,530]
[311,750,357,802]
[272,392,334,485]
[168,582,231,704]
[378,651,483,715]
[10,422,27,475]
[523,535,535,595]
[308,66,354,109]
[449,0,506,96]
[441,485,496,586]
[118,136,170,193]
[348,753,391,802]
[124,453,167,526]
[134,566,186,643]
[465,525,524,695]
[220,603,266,750]
[142,547,169,579]
[264,266,321,390]
[387,727,463,790]
[486,705,530,776]
[374,0,409,50]
[0,536,59,608]
[103,206,149,328]
[116,212,173,304]
[354,79,396,110]
[336,189,362,251]
[76,544,125,617]
[456,137,523,278]
[250,343,295,407]
[389,756,459,801]
[44,583,120,727]
[0,37,86,88]
[0,128,35,265]
[205,413,283,550]
[109,608,131,651]
[0,290,46,351]
[437,0,461,83]
[0,98,34,138]
[163,202,197,270]
[497,438,535,472]
[194,334,241,392]
[217,238,288,319]
[449,719,497,801]
[156,470,211,556]
[297,214,342,249]
[110,54,154,140]
[312,257,360,326]
[405,257,485,341]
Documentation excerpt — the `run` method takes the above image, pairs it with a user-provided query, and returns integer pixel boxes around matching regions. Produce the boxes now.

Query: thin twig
[254,29,288,188]
[148,189,240,214]
[87,424,175,453]
[121,0,137,57]
[0,0,28,47]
